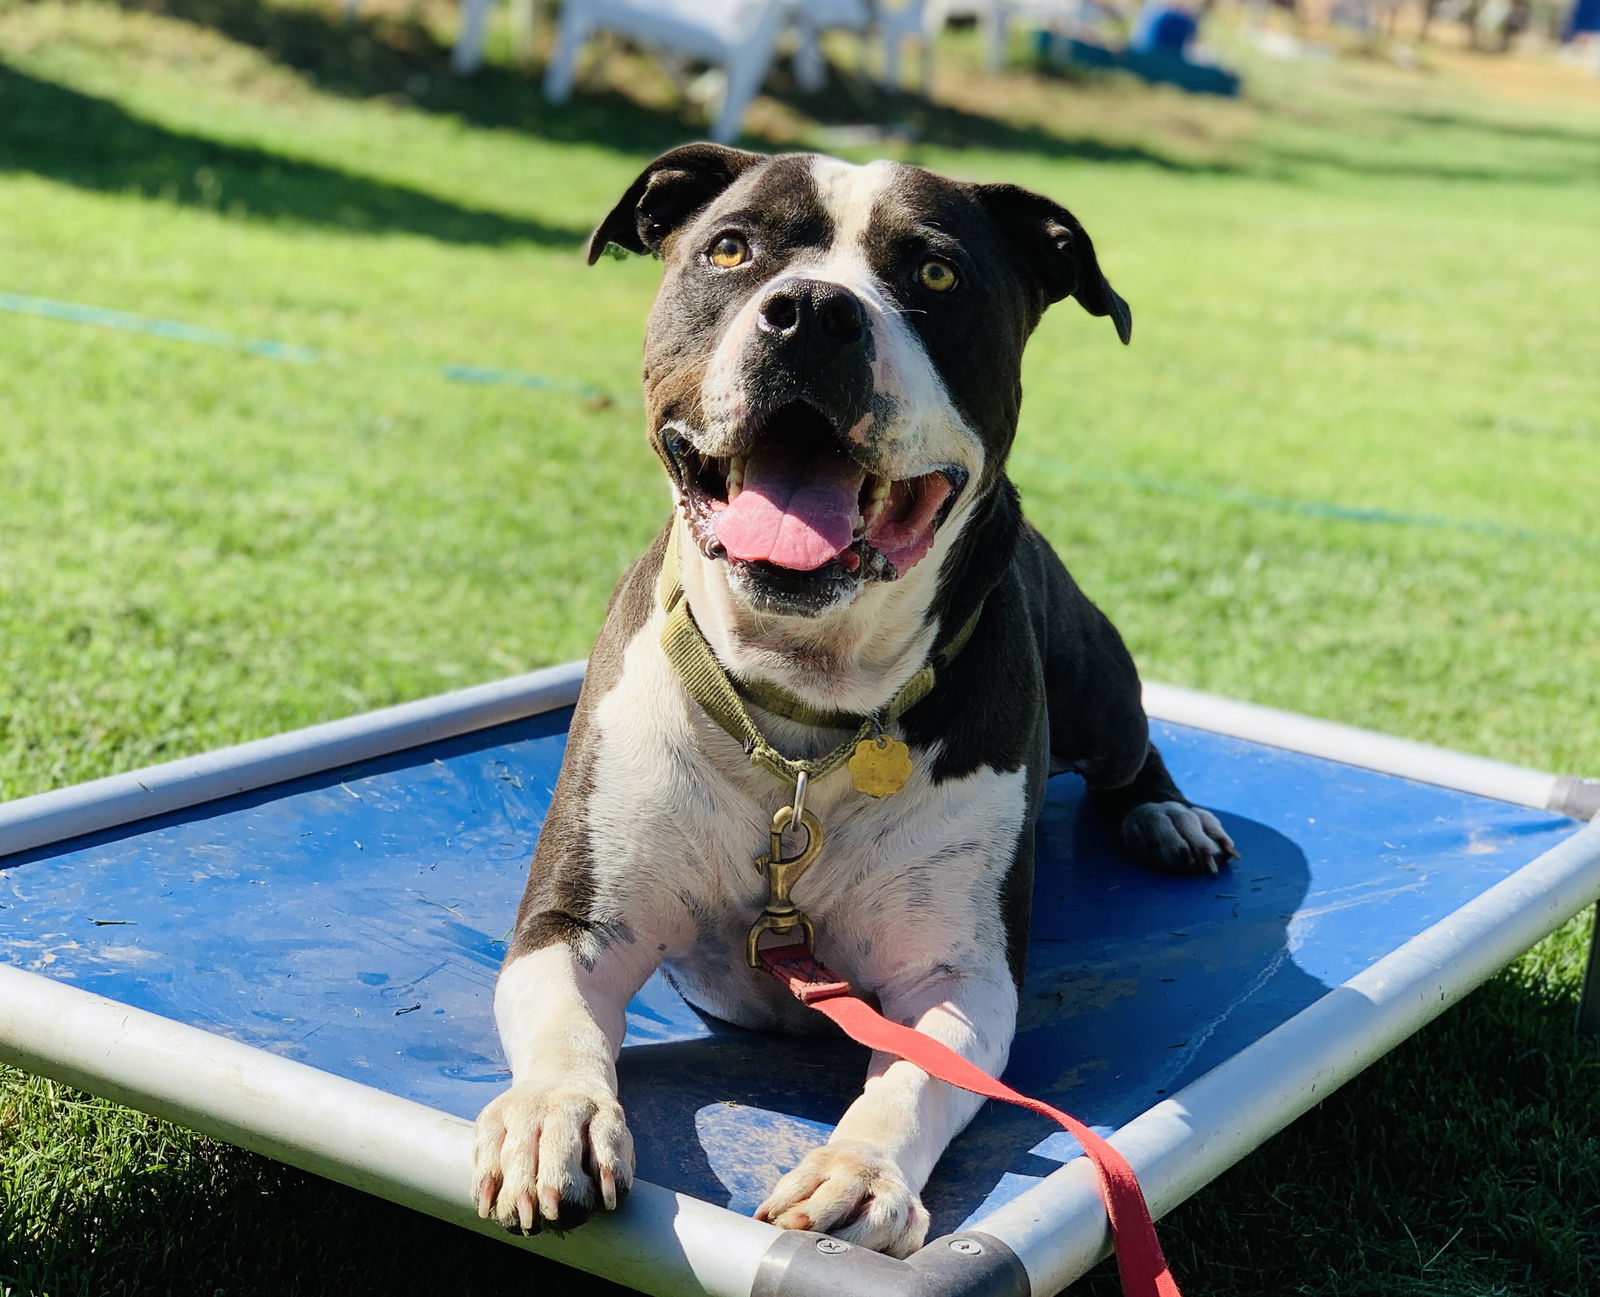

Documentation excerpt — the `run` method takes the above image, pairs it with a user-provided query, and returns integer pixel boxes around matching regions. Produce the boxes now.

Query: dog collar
[655,525,981,794]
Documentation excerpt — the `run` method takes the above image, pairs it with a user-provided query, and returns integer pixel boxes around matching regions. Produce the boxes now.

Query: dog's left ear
[972,184,1132,345]
[587,143,766,265]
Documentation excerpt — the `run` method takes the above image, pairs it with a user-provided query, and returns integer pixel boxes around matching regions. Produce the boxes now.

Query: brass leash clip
[746,803,825,967]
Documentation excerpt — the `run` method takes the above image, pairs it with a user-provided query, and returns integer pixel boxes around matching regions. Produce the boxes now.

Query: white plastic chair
[453,0,543,73]
[877,0,946,94]
[543,0,791,142]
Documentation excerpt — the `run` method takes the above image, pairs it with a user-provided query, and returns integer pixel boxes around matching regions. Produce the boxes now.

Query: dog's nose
[757,281,865,351]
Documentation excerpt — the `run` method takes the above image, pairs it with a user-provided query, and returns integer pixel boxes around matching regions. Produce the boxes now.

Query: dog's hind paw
[472,1084,634,1235]
[755,1142,930,1258]
[1123,801,1237,876]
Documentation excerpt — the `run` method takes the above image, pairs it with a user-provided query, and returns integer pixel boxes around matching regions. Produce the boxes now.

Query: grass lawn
[1,0,1598,1292]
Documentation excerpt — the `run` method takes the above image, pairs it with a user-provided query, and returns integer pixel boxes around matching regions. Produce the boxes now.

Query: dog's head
[590,145,1130,620]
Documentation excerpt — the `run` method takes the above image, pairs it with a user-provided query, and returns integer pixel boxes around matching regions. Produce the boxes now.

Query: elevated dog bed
[2,661,1596,1296]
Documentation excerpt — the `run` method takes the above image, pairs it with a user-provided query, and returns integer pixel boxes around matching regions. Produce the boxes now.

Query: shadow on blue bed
[35,704,1585,1242]
[1,709,1318,1232]
[611,781,1316,1235]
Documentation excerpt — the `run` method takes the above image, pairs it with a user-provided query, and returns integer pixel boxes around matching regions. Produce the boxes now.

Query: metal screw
[816,1238,849,1254]
[948,1238,985,1256]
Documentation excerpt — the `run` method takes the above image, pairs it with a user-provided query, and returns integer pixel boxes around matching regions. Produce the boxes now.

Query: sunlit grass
[1,2,1596,1292]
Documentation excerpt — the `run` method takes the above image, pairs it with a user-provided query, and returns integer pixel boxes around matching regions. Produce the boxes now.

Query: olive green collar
[655,526,982,787]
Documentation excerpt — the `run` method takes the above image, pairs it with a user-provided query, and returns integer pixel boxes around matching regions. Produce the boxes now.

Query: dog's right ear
[587,144,766,265]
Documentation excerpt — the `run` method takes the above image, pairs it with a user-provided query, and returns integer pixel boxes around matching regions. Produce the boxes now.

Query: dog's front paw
[473,1084,634,1235]
[1123,801,1238,876]
[755,1142,930,1258]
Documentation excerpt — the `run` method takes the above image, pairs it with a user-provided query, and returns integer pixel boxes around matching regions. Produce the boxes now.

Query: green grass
[1,0,1597,1292]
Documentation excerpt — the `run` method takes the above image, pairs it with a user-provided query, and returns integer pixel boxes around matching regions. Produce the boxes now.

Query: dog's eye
[708,233,750,269]
[916,258,958,293]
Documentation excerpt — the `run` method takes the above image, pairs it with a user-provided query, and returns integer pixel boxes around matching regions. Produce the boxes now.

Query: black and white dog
[472,145,1234,1258]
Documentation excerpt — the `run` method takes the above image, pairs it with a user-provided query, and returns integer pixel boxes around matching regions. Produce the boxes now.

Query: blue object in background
[0,713,1584,1235]
[1130,2,1199,54]
[1568,0,1600,35]
[1034,25,1241,96]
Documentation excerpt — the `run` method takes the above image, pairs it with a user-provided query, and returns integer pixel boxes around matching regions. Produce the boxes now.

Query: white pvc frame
[2,663,1597,1297]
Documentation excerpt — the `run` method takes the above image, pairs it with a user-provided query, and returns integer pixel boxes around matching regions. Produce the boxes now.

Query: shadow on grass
[0,62,585,246]
[106,0,1243,173]
[1253,141,1599,185]
[18,0,1594,194]
[105,0,722,153]
[1399,106,1600,148]
[1070,918,1600,1297]
[0,1111,637,1297]
[748,53,1240,172]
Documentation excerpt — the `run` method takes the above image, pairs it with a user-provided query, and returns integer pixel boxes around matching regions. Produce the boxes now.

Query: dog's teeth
[857,476,890,533]
[852,509,865,538]
[727,456,745,501]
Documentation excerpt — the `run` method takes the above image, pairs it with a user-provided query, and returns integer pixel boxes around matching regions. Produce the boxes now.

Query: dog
[471,144,1235,1258]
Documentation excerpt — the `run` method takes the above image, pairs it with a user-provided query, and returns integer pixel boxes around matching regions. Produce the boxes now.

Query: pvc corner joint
[1550,776,1600,823]
[751,1231,1030,1297]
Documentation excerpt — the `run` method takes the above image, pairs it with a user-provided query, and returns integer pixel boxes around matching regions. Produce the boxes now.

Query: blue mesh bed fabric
[0,712,1584,1233]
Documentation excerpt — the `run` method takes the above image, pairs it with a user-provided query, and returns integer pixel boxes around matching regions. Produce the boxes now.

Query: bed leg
[751,1229,1029,1297]
[1577,900,1600,1042]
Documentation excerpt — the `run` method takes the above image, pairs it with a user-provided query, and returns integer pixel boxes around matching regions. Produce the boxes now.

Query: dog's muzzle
[664,402,966,614]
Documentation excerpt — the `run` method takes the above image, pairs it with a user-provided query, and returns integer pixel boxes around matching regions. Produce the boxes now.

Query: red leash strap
[759,944,1182,1297]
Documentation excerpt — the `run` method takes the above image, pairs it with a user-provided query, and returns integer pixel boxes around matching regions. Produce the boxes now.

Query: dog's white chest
[580,609,1027,1030]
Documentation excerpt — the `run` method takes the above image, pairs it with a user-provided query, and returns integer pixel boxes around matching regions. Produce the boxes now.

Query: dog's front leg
[473,938,657,1233]
[755,960,1017,1257]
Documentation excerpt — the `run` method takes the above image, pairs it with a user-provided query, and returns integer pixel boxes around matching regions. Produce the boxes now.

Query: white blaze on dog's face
[588,146,1131,623]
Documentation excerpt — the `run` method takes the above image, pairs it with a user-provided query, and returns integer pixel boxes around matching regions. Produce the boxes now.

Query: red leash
[758,943,1182,1297]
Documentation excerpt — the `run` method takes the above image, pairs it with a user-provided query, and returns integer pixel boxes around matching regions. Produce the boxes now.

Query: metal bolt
[816,1238,850,1254]
[948,1238,985,1256]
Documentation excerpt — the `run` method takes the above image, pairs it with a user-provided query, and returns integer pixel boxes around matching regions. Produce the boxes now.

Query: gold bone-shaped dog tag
[848,736,913,797]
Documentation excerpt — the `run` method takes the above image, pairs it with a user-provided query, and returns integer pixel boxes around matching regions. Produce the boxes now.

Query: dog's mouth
[664,402,964,602]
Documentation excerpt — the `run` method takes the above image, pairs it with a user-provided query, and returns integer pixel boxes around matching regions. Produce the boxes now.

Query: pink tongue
[715,445,865,571]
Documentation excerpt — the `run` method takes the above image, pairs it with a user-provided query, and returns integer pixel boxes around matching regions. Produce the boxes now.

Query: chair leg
[983,1,1008,72]
[542,9,591,101]
[711,54,769,142]
[1577,900,1600,1041]
[793,22,827,94]
[881,27,902,91]
[708,3,788,143]
[452,0,496,75]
